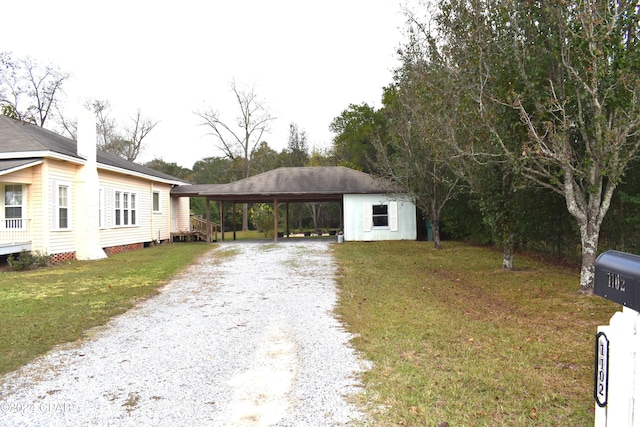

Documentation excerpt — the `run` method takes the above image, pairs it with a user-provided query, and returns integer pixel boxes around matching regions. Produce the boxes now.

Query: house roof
[0,115,187,185]
[0,158,44,176]
[175,166,396,202]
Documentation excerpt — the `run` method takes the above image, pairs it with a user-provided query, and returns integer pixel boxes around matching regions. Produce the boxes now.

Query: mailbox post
[593,250,640,427]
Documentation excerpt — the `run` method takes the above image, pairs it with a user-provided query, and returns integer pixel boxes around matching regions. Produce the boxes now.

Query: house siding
[98,171,176,248]
[48,160,77,255]
[32,163,47,254]
[343,193,417,241]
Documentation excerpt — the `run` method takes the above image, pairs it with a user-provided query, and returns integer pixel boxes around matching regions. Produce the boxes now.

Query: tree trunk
[564,169,613,293]
[310,203,319,234]
[503,232,514,270]
[577,220,599,294]
[432,221,441,249]
[242,203,249,231]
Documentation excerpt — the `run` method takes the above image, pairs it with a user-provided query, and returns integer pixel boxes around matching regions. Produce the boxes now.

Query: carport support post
[205,198,211,243]
[286,202,290,237]
[274,198,278,243]
[220,201,225,241]
[232,203,237,241]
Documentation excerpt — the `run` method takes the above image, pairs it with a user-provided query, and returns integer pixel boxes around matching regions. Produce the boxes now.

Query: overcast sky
[4,0,410,168]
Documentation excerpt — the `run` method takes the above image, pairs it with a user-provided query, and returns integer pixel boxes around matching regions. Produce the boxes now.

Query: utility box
[595,250,640,311]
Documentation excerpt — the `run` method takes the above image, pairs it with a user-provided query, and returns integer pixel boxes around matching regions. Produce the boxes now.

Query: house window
[372,204,389,227]
[123,192,129,225]
[131,194,136,225]
[57,185,69,229]
[4,184,23,228]
[152,191,160,212]
[114,191,137,226]
[115,191,121,225]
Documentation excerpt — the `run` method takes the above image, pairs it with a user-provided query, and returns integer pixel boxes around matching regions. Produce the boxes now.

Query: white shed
[343,193,416,241]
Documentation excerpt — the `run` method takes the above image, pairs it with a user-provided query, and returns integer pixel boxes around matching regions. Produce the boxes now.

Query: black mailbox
[594,250,640,311]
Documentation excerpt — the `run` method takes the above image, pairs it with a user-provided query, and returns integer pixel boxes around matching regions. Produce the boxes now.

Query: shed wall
[343,193,416,241]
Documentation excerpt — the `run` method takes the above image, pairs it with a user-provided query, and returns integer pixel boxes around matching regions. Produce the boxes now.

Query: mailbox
[594,250,640,311]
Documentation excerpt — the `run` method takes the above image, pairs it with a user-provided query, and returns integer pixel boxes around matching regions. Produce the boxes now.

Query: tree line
[332,0,640,292]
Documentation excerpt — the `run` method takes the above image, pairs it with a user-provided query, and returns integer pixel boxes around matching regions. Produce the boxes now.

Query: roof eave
[0,150,84,165]
[97,162,187,186]
[0,159,45,176]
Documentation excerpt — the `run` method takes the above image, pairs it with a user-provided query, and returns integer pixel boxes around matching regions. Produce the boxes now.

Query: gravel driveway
[0,241,370,426]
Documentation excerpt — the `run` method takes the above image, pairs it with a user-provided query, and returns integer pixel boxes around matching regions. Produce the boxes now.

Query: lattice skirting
[49,252,76,263]
[103,243,144,256]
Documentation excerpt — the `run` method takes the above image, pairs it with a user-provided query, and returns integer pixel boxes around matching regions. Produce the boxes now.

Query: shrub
[7,250,51,271]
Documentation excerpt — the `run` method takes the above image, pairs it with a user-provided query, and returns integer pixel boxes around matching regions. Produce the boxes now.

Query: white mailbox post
[594,251,640,426]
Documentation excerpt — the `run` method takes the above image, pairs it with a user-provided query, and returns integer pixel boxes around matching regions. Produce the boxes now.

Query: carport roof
[172,166,397,202]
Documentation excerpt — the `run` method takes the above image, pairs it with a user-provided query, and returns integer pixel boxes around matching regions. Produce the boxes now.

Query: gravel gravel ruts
[0,241,370,426]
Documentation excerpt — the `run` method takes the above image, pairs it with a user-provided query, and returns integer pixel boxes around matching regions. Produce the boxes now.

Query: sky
[3,1,410,168]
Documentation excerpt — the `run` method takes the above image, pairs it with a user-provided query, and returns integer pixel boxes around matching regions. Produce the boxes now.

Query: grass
[0,243,212,376]
[0,238,620,425]
[333,241,619,427]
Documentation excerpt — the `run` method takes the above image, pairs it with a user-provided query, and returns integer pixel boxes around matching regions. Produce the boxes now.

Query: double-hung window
[114,191,137,226]
[372,204,389,227]
[4,184,23,229]
[364,201,398,232]
[51,183,70,230]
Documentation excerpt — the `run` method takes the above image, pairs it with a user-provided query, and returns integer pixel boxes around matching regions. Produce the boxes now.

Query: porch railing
[191,216,218,242]
[0,218,31,245]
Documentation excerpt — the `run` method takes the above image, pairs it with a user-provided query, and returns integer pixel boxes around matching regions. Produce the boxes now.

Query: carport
[171,166,392,242]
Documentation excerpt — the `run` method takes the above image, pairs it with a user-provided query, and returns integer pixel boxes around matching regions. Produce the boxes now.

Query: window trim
[363,201,398,232]
[52,182,71,230]
[3,184,24,229]
[372,204,389,228]
[98,187,106,228]
[152,191,161,213]
[114,190,139,227]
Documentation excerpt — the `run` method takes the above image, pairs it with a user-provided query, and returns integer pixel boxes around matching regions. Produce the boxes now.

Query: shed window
[363,201,398,232]
[372,204,389,227]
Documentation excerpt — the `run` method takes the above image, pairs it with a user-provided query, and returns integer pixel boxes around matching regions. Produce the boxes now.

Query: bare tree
[0,56,69,127]
[58,100,157,162]
[195,81,275,230]
[115,109,158,161]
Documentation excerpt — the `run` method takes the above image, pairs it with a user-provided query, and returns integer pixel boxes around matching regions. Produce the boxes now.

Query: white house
[0,114,190,261]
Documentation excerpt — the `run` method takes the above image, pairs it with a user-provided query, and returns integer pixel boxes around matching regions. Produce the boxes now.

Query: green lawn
[0,243,213,376]
[333,241,619,427]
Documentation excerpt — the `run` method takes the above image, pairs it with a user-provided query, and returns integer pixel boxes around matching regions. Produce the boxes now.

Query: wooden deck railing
[191,216,218,243]
[0,218,31,245]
